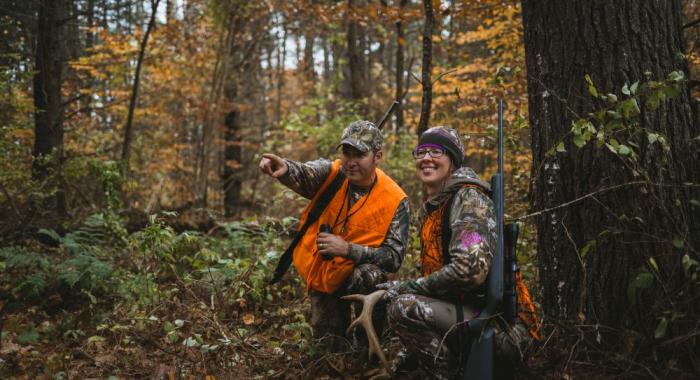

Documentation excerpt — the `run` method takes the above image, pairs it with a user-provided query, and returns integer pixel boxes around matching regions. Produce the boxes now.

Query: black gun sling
[269,170,346,284]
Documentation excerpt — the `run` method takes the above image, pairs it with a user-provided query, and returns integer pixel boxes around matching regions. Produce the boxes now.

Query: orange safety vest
[292,160,407,294]
[419,186,542,340]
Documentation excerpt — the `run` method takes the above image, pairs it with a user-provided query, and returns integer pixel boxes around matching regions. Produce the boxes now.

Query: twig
[683,18,700,29]
[431,68,458,85]
[513,181,647,221]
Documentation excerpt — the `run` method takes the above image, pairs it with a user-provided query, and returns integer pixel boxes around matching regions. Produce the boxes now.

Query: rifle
[462,99,505,380]
[376,101,399,130]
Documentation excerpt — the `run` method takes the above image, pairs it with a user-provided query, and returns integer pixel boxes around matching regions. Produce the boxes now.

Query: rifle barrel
[376,101,399,130]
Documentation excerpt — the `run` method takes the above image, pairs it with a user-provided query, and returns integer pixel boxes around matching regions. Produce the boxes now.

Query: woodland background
[0,0,699,379]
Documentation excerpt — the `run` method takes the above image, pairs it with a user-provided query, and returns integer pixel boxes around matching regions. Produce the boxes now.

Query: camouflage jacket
[387,167,496,299]
[278,158,410,273]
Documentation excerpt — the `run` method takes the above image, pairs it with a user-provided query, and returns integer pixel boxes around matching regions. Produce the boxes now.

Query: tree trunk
[346,0,367,110]
[303,30,315,79]
[165,0,175,24]
[522,0,700,335]
[32,0,68,216]
[417,0,435,136]
[394,0,408,131]
[222,111,242,217]
[275,24,287,128]
[121,0,160,176]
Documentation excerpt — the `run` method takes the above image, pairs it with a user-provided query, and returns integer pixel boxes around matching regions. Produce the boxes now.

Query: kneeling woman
[380,126,534,379]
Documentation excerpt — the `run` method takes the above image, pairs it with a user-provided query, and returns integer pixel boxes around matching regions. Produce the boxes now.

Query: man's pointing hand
[259,153,289,178]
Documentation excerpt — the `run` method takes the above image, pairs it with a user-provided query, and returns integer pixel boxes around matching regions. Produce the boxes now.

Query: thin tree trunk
[275,24,287,128]
[346,0,367,108]
[303,30,315,79]
[222,111,241,217]
[417,0,434,136]
[196,10,236,207]
[121,0,161,176]
[32,0,68,216]
[394,0,408,132]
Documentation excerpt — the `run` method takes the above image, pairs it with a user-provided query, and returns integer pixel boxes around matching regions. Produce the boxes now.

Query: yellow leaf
[242,313,255,325]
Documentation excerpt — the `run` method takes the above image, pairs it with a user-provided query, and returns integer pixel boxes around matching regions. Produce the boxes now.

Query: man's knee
[347,263,387,294]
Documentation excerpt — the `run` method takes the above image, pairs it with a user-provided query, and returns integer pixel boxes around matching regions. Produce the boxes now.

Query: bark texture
[222,111,242,217]
[522,0,700,332]
[33,0,68,215]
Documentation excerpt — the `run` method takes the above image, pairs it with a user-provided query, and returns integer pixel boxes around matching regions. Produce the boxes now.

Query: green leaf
[18,328,39,344]
[667,70,685,83]
[633,271,654,290]
[556,142,566,152]
[38,228,62,243]
[183,336,200,347]
[580,240,596,258]
[588,84,598,98]
[647,132,659,144]
[646,95,661,111]
[617,144,632,155]
[622,83,630,95]
[690,199,700,207]
[671,237,685,249]
[654,317,668,339]
[620,98,641,118]
[630,81,639,94]
[573,134,585,148]
[606,93,618,102]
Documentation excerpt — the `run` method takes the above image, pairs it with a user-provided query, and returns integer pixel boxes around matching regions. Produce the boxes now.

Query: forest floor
[0,216,692,380]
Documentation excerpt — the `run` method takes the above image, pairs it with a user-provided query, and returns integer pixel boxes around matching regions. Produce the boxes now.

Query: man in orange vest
[259,120,410,349]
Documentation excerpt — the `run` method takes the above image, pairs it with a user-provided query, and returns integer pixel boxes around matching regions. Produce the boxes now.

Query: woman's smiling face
[414,146,452,188]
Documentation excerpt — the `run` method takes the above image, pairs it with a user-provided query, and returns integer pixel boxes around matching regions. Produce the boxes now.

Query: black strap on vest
[269,170,347,284]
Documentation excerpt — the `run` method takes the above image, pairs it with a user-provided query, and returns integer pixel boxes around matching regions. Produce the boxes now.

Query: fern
[0,246,50,270]
[56,254,113,290]
[14,273,48,298]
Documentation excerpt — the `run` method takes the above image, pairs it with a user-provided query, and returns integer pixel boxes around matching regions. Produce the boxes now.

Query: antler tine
[341,289,389,370]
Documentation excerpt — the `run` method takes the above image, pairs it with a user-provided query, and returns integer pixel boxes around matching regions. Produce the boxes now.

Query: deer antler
[341,289,390,371]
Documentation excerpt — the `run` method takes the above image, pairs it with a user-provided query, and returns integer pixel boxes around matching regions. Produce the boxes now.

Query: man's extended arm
[345,198,410,273]
[277,158,333,199]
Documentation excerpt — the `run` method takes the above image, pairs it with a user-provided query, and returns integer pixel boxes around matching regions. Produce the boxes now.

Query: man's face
[341,145,382,187]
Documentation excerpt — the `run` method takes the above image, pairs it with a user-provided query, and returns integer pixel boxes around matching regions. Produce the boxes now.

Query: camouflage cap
[337,120,383,153]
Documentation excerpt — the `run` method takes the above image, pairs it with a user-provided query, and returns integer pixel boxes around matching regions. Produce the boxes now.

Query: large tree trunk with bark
[33,0,68,216]
[522,0,700,338]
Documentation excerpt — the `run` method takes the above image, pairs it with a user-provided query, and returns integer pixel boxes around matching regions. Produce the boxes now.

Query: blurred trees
[1,0,525,225]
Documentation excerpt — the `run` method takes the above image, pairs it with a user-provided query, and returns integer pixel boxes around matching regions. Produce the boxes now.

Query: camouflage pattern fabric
[278,158,409,343]
[382,167,497,299]
[280,158,410,273]
[383,167,531,378]
[388,294,531,380]
[337,120,384,152]
[309,264,387,351]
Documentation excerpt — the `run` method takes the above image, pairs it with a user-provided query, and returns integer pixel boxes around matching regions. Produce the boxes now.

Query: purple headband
[415,143,444,151]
